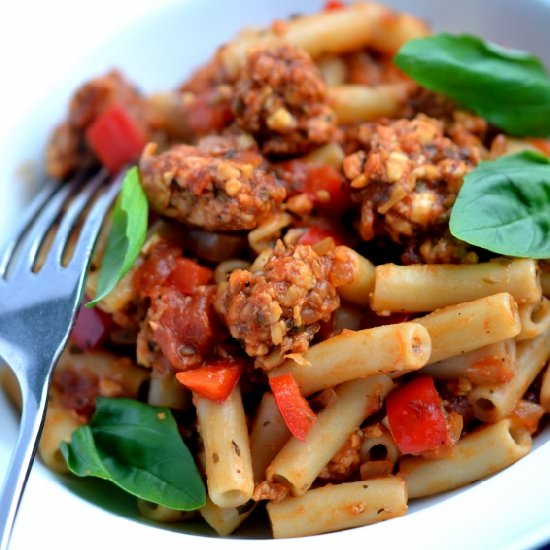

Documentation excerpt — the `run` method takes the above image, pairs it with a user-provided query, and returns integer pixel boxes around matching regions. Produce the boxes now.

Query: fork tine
[46,170,108,266]
[2,183,75,279]
[65,171,122,271]
[0,167,124,550]
[0,180,59,277]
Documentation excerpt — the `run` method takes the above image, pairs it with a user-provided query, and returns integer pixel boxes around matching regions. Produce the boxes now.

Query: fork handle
[0,384,47,550]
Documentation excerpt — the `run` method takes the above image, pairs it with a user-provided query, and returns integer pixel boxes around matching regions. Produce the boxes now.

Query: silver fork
[0,168,121,550]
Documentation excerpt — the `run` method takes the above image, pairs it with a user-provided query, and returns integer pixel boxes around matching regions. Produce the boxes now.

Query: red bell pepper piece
[386,374,450,454]
[70,299,112,350]
[86,104,147,173]
[269,373,317,441]
[176,361,242,401]
[167,258,214,296]
[324,0,345,10]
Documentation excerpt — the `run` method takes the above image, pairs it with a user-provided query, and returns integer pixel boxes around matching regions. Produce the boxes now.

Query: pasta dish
[3,0,550,539]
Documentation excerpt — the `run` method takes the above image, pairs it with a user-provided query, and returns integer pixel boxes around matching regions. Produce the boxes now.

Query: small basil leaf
[450,151,550,258]
[87,167,148,307]
[60,397,206,510]
[60,424,111,477]
[394,33,550,137]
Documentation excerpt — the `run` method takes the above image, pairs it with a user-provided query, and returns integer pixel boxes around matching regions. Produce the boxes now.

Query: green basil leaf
[60,397,206,510]
[394,33,550,137]
[450,151,550,258]
[87,167,148,307]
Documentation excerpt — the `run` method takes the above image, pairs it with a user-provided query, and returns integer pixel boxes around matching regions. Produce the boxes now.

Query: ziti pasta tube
[199,497,254,536]
[422,340,516,385]
[400,419,531,499]
[39,406,85,474]
[328,83,410,124]
[137,500,192,523]
[219,3,392,78]
[371,259,540,313]
[517,297,550,341]
[360,423,400,467]
[335,246,376,306]
[249,392,291,483]
[468,330,550,422]
[147,372,190,410]
[267,477,407,538]
[194,384,254,508]
[269,322,430,395]
[267,376,393,496]
[416,293,521,364]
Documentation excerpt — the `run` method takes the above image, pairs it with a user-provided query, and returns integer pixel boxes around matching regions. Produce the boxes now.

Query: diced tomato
[282,160,351,214]
[133,241,181,299]
[298,225,345,246]
[151,287,217,370]
[303,164,351,214]
[386,375,450,455]
[176,361,242,401]
[324,0,344,10]
[269,373,317,442]
[86,104,147,173]
[528,138,550,157]
[52,368,99,418]
[509,400,545,434]
[167,258,213,296]
[186,90,234,135]
[280,159,308,192]
[70,299,112,350]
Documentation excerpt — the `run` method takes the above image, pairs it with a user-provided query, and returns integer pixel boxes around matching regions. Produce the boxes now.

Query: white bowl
[1,1,550,549]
